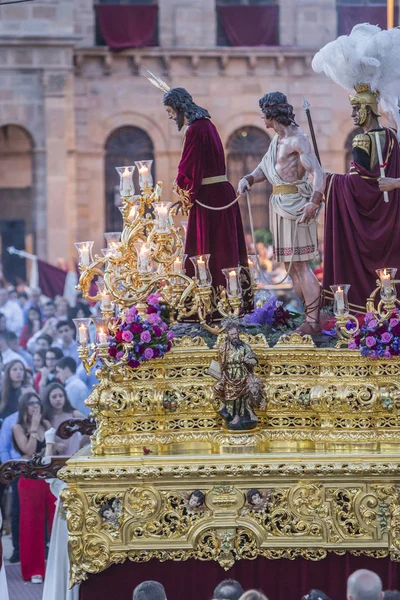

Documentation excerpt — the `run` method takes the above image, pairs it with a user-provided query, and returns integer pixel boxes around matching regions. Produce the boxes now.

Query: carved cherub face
[250,492,263,506]
[103,508,114,520]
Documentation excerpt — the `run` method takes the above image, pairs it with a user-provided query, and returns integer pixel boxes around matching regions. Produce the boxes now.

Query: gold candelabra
[332,269,399,347]
[73,162,257,372]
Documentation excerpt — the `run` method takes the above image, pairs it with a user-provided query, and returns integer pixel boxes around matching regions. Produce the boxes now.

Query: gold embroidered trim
[173,181,193,214]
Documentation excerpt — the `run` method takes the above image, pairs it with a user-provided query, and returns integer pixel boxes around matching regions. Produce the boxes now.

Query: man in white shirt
[0,287,23,336]
[54,321,79,365]
[55,356,89,416]
[0,331,28,366]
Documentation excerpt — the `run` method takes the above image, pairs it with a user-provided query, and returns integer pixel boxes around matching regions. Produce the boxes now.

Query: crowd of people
[0,284,97,585]
[132,572,399,600]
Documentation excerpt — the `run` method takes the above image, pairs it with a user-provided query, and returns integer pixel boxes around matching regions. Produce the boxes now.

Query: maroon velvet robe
[175,118,252,311]
[324,127,400,310]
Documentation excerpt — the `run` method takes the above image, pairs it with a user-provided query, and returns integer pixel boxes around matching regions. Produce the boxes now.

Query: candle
[80,245,90,267]
[173,257,182,274]
[197,258,206,282]
[78,324,87,344]
[139,165,150,188]
[100,291,111,310]
[121,167,132,195]
[98,328,108,345]
[335,286,344,314]
[139,244,150,271]
[229,270,238,295]
[381,269,391,294]
[157,204,169,230]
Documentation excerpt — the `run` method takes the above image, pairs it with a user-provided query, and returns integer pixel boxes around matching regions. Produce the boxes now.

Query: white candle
[157,204,169,230]
[78,324,87,344]
[173,257,182,274]
[80,245,90,267]
[197,258,206,282]
[100,291,111,310]
[335,286,344,314]
[139,245,150,271]
[229,270,238,295]
[98,328,108,345]
[139,166,150,188]
[121,168,132,195]
[381,269,391,294]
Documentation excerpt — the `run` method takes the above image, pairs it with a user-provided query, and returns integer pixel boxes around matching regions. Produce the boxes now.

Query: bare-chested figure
[238,92,324,335]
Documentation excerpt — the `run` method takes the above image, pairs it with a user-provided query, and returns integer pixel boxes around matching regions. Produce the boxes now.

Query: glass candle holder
[92,317,109,345]
[376,268,398,301]
[154,182,163,200]
[104,232,121,251]
[74,241,94,267]
[154,202,172,233]
[135,160,153,190]
[247,254,258,283]
[190,254,212,287]
[101,248,118,259]
[330,284,350,317]
[134,242,152,273]
[116,166,135,198]
[172,254,187,275]
[72,318,92,346]
[222,267,242,298]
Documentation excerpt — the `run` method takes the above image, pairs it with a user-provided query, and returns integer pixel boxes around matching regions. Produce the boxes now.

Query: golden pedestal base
[59,334,400,586]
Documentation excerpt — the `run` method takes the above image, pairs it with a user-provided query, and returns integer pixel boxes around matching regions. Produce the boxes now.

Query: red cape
[324,127,400,310]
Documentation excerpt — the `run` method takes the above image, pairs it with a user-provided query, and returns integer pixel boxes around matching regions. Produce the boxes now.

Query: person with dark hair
[238,91,324,335]
[12,392,55,583]
[302,589,331,600]
[213,579,244,600]
[20,306,42,349]
[187,489,205,509]
[7,331,34,370]
[55,357,89,416]
[34,333,53,352]
[42,300,56,320]
[42,382,84,455]
[33,349,47,373]
[69,302,92,320]
[133,580,167,600]
[0,331,28,367]
[55,320,79,364]
[155,82,251,313]
[0,360,29,419]
[383,592,400,600]
[34,346,64,395]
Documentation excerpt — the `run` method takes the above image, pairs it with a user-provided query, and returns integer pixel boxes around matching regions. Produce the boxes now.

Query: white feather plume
[142,69,170,93]
[312,24,400,134]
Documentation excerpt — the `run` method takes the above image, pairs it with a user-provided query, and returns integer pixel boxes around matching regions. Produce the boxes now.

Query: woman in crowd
[69,301,92,320]
[12,391,55,583]
[55,296,70,320]
[34,346,63,395]
[33,349,47,374]
[19,306,42,349]
[42,382,84,455]
[0,360,29,419]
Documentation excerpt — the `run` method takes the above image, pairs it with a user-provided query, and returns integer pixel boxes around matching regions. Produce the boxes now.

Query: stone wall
[0,0,360,265]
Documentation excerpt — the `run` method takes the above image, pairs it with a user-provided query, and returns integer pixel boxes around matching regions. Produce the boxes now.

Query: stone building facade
[0,0,381,275]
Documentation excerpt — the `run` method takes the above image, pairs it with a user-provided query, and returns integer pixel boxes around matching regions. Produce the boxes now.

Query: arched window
[104,126,155,231]
[226,126,271,233]
[345,127,363,172]
[0,124,34,283]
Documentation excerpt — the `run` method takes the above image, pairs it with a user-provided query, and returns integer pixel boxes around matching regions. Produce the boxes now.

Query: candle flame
[139,166,149,174]
[123,167,130,176]
[337,286,343,292]
[229,270,236,276]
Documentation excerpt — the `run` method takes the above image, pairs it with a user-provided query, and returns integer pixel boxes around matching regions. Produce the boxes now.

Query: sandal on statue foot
[296,320,322,336]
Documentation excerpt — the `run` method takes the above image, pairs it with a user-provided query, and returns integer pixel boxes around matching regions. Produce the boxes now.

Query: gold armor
[352,130,386,170]
[349,83,381,125]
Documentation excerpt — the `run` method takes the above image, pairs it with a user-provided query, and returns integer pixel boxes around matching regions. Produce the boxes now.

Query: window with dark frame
[336,0,395,35]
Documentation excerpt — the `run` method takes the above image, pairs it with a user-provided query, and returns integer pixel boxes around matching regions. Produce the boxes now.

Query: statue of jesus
[238,92,325,335]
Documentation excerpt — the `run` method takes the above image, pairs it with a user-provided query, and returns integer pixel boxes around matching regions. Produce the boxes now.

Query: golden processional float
[58,162,400,586]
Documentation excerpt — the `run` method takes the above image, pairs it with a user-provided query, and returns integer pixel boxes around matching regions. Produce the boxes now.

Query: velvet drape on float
[218,6,279,46]
[96,5,158,50]
[79,554,400,600]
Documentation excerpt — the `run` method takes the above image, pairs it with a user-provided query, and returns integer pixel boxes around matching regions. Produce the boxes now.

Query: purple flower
[348,341,358,350]
[147,313,161,325]
[153,326,162,337]
[381,332,393,344]
[365,335,376,348]
[160,321,168,331]
[167,330,175,341]
[140,330,151,343]
[368,319,378,329]
[122,330,133,343]
[144,347,154,360]
[147,293,161,307]
[390,318,399,328]
[364,312,375,322]
[116,351,124,360]
[384,349,392,359]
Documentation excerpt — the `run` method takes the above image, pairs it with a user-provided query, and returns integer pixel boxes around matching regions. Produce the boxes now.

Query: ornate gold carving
[276,333,315,346]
